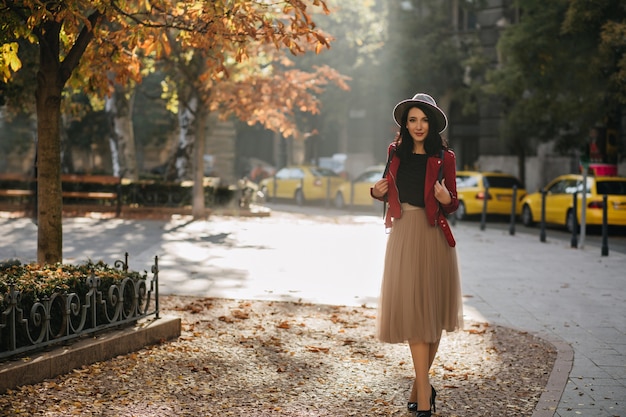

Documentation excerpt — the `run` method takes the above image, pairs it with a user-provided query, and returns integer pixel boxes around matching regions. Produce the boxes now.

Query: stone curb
[0,205,271,221]
[0,315,181,394]
[530,332,574,417]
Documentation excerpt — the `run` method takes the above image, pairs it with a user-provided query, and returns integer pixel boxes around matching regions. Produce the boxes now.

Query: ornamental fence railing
[0,253,159,360]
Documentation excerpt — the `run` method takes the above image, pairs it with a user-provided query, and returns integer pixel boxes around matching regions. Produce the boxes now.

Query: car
[455,171,526,221]
[334,165,386,209]
[520,174,626,232]
[259,165,347,206]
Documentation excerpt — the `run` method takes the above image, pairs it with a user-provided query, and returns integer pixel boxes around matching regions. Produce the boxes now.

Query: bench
[0,173,121,216]
[0,174,36,205]
[60,174,122,216]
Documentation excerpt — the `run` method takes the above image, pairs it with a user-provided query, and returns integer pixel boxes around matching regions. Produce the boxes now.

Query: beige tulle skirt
[377,204,463,344]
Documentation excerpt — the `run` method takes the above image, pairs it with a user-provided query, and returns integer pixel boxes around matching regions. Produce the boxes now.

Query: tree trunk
[36,22,64,264]
[192,104,207,219]
[172,93,198,181]
[106,83,138,180]
[109,135,121,177]
[60,114,74,174]
[33,12,100,264]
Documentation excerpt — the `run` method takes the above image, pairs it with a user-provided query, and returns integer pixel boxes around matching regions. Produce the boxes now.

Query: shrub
[0,259,147,299]
[0,260,149,355]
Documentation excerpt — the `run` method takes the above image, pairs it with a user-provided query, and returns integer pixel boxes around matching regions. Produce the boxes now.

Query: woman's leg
[409,339,441,409]
[429,339,440,368]
[409,342,431,410]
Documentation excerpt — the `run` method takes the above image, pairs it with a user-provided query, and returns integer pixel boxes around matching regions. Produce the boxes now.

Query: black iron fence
[0,253,159,360]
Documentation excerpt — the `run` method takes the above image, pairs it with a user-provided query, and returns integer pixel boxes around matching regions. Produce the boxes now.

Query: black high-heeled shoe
[408,385,436,413]
[430,385,437,413]
[414,411,431,417]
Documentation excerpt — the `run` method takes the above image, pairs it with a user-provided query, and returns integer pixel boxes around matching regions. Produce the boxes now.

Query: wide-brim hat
[392,93,448,133]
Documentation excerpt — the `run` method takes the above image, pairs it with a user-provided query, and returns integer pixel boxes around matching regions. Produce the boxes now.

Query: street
[1,204,625,416]
[456,214,626,255]
[265,202,626,255]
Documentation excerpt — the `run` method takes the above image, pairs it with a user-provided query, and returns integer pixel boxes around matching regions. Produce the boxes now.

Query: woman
[371,93,463,416]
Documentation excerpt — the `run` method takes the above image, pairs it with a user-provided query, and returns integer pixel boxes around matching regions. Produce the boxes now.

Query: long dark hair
[396,103,448,159]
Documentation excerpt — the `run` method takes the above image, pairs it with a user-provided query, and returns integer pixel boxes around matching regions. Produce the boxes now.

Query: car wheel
[521,205,534,227]
[455,201,467,221]
[334,192,345,209]
[294,189,304,206]
[566,209,579,233]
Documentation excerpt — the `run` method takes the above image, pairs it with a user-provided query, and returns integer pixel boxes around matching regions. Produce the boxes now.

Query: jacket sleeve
[440,150,459,214]
[371,187,385,201]
[371,143,396,201]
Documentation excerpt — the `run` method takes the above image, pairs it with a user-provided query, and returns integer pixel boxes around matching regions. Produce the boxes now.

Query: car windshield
[311,167,340,177]
[484,175,523,189]
[355,169,384,182]
[456,176,479,188]
[596,180,626,195]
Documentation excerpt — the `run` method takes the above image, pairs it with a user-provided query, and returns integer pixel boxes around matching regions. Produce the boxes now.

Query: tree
[562,0,626,107]
[385,0,487,119]
[485,0,626,179]
[0,0,331,264]
[289,0,387,158]
[157,40,349,218]
[105,82,139,180]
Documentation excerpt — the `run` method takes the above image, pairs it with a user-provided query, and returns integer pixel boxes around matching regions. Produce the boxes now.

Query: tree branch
[60,9,104,84]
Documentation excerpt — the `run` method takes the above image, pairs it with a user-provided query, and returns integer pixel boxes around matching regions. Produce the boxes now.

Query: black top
[397,153,427,207]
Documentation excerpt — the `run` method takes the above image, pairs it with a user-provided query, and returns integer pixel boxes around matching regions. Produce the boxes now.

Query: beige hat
[392,93,448,133]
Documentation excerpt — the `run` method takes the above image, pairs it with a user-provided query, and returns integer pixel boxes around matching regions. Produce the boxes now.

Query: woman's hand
[372,178,389,199]
[434,178,452,205]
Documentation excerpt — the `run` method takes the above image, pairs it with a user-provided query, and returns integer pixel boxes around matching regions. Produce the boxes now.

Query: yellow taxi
[455,171,526,220]
[259,165,347,206]
[520,174,626,232]
[334,165,385,209]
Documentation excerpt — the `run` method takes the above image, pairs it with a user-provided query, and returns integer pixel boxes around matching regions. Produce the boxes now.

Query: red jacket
[372,143,459,247]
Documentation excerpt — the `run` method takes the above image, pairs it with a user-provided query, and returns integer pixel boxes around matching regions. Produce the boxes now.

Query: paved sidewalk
[0,211,624,417]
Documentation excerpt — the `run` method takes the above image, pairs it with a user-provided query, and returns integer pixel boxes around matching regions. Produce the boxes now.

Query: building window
[452,0,477,32]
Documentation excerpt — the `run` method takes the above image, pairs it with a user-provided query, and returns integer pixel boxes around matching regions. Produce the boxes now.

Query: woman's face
[405,107,429,147]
